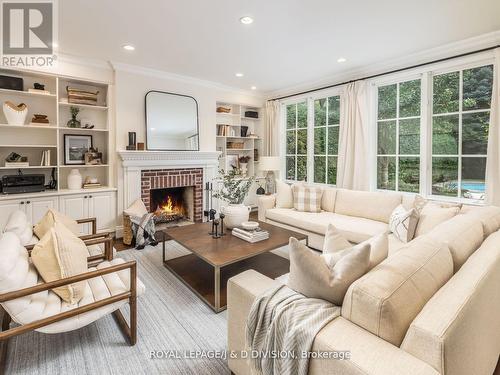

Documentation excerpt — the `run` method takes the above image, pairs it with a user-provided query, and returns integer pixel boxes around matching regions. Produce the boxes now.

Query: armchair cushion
[3,210,33,246]
[31,222,89,304]
[34,208,80,239]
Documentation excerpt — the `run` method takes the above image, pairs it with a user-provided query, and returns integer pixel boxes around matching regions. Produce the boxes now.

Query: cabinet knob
[20,201,25,204]
[26,201,30,204]
[84,196,88,199]
[89,195,92,198]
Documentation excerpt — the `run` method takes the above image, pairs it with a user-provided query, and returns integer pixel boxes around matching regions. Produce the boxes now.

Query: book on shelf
[83,183,102,189]
[5,162,29,167]
[28,88,51,95]
[232,227,269,243]
[40,150,51,166]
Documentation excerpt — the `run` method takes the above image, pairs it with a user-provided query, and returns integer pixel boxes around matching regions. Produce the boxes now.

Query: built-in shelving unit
[0,67,113,197]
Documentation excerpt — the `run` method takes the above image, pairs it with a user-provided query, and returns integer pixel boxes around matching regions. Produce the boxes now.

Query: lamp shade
[258,156,281,171]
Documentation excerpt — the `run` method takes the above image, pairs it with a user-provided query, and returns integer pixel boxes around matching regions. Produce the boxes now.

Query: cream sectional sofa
[229,188,500,375]
[258,186,413,251]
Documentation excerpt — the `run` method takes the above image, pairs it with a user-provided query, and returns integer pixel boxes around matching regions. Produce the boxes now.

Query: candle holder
[219,213,226,236]
[212,219,221,239]
[208,209,217,235]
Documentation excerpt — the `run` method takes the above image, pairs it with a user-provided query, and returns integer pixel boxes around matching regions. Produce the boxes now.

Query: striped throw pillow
[292,185,323,213]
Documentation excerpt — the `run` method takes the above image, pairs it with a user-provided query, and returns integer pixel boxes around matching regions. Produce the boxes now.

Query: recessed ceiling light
[122,44,135,51]
[337,57,347,63]
[240,16,253,25]
[235,73,244,77]
[251,86,257,90]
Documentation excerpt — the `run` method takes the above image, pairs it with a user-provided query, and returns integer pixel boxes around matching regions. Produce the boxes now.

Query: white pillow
[3,210,33,246]
[0,232,30,293]
[287,237,371,305]
[389,205,419,243]
[124,199,148,218]
[322,224,388,270]
[275,180,293,208]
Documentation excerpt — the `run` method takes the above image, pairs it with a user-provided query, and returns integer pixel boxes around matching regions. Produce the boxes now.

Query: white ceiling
[59,0,500,94]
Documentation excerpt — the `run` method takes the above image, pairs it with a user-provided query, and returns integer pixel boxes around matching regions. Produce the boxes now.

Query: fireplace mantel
[118,150,220,167]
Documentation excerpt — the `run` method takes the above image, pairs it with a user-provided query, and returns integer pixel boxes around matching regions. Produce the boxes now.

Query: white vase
[222,204,251,229]
[67,169,82,190]
[3,101,28,126]
[240,163,248,177]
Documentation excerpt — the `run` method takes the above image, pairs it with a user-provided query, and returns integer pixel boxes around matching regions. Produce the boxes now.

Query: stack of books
[5,161,29,168]
[83,182,102,189]
[232,227,269,243]
[67,86,99,106]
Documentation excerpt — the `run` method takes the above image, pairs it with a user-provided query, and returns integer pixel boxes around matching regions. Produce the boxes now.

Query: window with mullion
[431,65,493,200]
[314,95,340,185]
[285,101,308,181]
[377,79,421,193]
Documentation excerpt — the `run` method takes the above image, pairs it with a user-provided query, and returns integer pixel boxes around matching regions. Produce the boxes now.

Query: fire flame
[163,196,174,213]
[155,195,184,217]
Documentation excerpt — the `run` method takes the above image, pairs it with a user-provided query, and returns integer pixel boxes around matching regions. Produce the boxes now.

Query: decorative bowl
[241,221,259,230]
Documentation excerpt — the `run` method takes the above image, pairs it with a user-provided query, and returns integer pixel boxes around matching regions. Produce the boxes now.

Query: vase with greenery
[213,168,254,228]
[238,155,251,177]
[67,106,81,128]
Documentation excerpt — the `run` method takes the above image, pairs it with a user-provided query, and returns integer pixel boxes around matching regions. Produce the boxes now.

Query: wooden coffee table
[161,221,307,312]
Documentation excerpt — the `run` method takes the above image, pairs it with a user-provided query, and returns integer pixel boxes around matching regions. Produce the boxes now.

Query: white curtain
[485,48,500,206]
[264,100,280,156]
[336,81,370,190]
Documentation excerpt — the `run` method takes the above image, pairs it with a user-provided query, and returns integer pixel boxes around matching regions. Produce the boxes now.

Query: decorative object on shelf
[226,154,239,171]
[244,110,259,119]
[29,83,50,95]
[81,118,94,129]
[31,114,49,124]
[64,134,92,165]
[67,86,99,106]
[247,133,259,138]
[216,106,231,113]
[84,147,103,165]
[40,150,51,166]
[67,169,83,190]
[3,101,28,125]
[66,106,81,128]
[34,83,45,90]
[83,176,101,189]
[5,152,29,167]
[241,126,248,137]
[259,156,280,194]
[214,168,254,229]
[0,75,23,91]
[227,141,244,149]
[127,131,137,150]
[256,182,265,195]
[254,148,259,161]
[238,155,251,177]
[137,142,145,151]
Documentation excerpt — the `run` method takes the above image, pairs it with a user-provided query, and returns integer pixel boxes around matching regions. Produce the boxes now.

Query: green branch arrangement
[213,168,254,204]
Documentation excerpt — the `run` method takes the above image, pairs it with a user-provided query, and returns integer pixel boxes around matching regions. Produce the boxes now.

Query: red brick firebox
[141,168,203,222]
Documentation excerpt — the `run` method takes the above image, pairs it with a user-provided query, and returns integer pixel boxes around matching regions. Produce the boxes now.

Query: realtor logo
[1,0,57,67]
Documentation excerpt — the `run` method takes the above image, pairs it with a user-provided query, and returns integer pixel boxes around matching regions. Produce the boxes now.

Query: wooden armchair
[0,233,143,373]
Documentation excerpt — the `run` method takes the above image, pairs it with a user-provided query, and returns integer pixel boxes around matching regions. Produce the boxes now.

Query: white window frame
[281,88,343,185]
[370,53,495,205]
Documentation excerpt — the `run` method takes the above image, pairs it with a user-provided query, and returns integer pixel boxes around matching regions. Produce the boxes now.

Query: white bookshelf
[0,67,113,195]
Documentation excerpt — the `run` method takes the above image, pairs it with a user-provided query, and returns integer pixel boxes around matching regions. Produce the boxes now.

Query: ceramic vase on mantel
[3,101,28,126]
[67,169,83,190]
[240,163,248,177]
[221,204,251,229]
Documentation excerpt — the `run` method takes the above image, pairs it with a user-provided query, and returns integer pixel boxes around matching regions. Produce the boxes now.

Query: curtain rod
[269,44,500,102]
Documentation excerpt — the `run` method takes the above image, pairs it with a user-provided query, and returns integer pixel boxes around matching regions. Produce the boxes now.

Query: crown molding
[266,30,500,100]
[110,61,264,99]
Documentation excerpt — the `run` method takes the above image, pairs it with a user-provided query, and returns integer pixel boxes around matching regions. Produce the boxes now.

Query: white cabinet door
[0,199,24,231]
[59,194,90,234]
[27,197,58,224]
[88,191,116,232]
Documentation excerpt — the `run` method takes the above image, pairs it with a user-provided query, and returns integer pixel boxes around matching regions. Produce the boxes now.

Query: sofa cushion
[34,209,80,239]
[342,236,454,346]
[334,189,402,223]
[461,205,500,237]
[415,204,460,237]
[275,180,293,208]
[321,187,337,212]
[265,208,388,243]
[387,233,407,255]
[31,222,89,304]
[425,214,484,272]
[389,205,418,243]
[288,237,370,305]
[3,210,33,246]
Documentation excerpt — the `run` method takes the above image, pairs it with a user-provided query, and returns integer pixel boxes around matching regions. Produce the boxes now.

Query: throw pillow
[389,205,419,243]
[275,180,293,208]
[287,237,371,305]
[34,209,80,240]
[292,184,323,213]
[3,210,33,246]
[415,204,460,237]
[323,224,388,270]
[124,199,148,218]
[31,222,89,304]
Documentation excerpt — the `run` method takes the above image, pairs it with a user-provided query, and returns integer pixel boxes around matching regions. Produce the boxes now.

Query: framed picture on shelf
[64,134,92,165]
[226,154,239,172]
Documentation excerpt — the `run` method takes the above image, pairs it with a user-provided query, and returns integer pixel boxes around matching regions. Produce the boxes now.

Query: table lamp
[258,156,280,194]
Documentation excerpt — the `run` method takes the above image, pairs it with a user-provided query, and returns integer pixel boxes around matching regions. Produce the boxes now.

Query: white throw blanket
[246,284,340,375]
